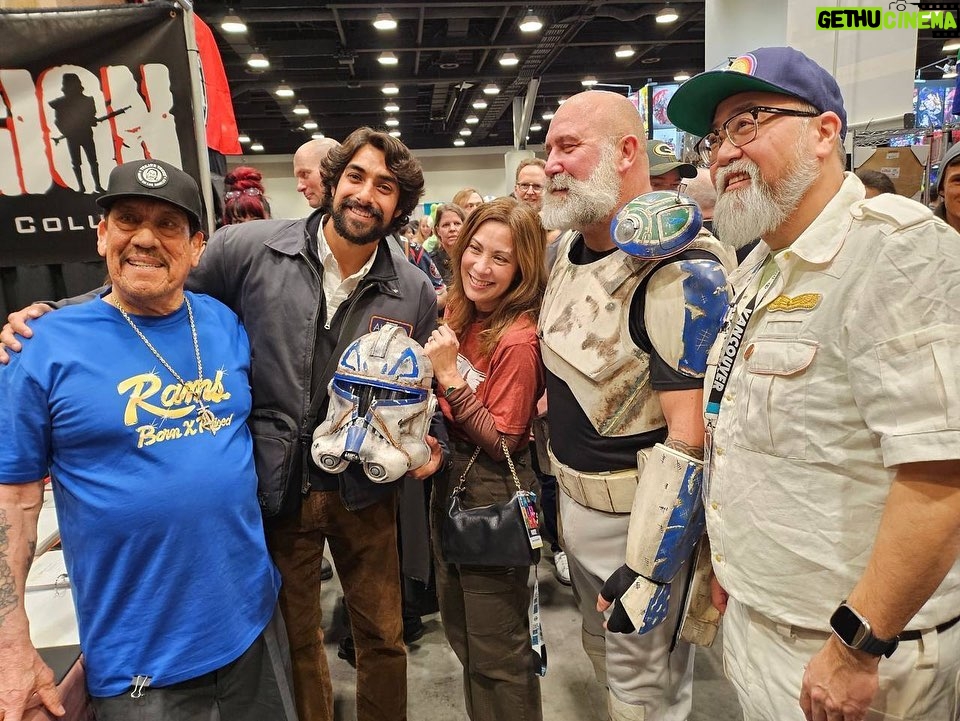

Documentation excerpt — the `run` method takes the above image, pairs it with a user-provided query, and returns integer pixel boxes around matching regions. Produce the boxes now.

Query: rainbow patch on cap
[727,53,758,76]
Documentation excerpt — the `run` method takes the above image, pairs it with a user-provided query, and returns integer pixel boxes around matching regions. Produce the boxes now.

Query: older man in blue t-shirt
[0,159,290,721]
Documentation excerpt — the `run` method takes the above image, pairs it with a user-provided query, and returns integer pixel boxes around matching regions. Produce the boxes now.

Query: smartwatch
[829,601,899,658]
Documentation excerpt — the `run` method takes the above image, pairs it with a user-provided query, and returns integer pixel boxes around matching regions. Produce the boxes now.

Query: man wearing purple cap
[668,47,960,721]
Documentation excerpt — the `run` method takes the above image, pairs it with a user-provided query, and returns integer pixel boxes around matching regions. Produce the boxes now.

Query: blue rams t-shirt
[0,291,280,696]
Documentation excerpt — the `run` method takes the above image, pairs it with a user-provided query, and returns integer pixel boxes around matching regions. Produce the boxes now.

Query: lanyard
[704,265,780,423]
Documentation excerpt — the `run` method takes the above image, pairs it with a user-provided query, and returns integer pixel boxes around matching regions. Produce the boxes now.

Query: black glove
[599,564,641,634]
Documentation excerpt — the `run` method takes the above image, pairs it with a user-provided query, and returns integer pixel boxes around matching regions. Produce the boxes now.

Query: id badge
[517,492,543,550]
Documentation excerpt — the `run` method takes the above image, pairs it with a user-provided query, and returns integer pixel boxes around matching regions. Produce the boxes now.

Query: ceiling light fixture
[373,12,397,30]
[293,104,309,115]
[483,83,500,95]
[557,96,568,105]
[541,109,555,120]
[581,75,598,86]
[656,5,679,23]
[519,14,543,32]
[389,129,401,138]
[944,39,960,52]
[311,132,325,140]
[378,51,398,66]
[460,128,473,136]
[500,52,519,67]
[465,115,479,124]
[615,45,635,59]
[220,14,246,33]
[454,138,466,146]
[237,134,251,144]
[472,99,488,109]
[674,71,691,82]
[382,83,399,95]
[250,142,264,152]
[385,117,400,127]
[275,84,295,98]
[384,101,400,113]
[529,122,542,131]
[247,52,269,69]
[302,120,318,130]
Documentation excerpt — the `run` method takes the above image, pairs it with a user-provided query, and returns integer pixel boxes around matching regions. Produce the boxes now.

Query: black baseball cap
[97,159,203,227]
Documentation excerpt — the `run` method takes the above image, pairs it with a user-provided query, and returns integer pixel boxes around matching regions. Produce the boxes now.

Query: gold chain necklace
[111,295,220,435]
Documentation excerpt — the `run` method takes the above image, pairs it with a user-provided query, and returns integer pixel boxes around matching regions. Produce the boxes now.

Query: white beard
[541,143,622,231]
[713,135,819,249]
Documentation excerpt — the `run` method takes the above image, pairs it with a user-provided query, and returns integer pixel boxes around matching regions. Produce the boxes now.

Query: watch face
[830,603,867,647]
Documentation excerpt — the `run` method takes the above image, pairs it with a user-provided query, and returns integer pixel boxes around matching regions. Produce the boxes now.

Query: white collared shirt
[704,173,960,630]
[317,218,379,327]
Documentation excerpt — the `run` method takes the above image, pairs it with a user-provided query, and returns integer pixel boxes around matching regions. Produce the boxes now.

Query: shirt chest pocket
[734,338,818,460]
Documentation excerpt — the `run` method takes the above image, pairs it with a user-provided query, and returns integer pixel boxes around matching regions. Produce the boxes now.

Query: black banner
[0,2,201,266]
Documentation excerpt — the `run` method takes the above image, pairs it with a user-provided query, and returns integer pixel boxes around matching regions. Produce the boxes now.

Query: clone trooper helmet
[312,323,436,483]
[610,190,702,259]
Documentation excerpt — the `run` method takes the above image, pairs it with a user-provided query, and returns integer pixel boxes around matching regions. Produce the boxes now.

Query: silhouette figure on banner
[49,74,128,193]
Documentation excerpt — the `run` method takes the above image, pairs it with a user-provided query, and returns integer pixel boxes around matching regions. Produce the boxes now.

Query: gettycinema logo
[817,3,959,35]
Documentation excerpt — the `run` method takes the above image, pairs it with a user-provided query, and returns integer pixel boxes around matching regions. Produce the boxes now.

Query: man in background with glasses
[668,46,960,721]
[514,158,547,210]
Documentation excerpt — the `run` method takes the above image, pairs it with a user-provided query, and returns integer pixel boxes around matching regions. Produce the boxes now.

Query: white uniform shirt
[317,219,379,327]
[704,173,960,631]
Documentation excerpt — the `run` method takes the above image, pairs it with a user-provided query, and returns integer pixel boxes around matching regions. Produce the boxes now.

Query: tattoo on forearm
[0,511,19,622]
[665,437,704,460]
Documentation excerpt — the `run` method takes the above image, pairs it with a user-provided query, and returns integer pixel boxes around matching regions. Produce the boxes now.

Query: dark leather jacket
[189,210,439,514]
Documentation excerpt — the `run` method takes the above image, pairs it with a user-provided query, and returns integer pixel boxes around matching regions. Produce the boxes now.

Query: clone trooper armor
[611,190,703,259]
[539,232,729,439]
[614,443,706,634]
[541,209,732,637]
[312,323,436,483]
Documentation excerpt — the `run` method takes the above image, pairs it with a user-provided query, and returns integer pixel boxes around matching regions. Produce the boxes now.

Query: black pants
[91,606,298,721]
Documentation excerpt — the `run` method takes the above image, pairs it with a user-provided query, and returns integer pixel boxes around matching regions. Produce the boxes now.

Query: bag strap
[452,438,523,495]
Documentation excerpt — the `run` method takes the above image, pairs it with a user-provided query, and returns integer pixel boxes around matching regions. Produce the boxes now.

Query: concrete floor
[321,552,744,721]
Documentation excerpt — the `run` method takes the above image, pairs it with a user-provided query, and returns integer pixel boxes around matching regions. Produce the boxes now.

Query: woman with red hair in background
[223,165,272,224]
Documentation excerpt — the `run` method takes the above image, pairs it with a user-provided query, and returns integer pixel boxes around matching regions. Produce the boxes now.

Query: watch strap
[833,601,899,658]
[857,633,899,658]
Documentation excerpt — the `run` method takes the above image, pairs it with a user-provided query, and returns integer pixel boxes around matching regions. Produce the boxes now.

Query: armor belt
[548,446,645,513]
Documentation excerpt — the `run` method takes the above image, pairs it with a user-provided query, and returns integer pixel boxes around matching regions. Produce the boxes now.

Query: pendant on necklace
[197,404,219,435]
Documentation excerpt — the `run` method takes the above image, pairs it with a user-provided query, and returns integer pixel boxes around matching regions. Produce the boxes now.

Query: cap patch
[727,53,758,76]
[652,141,676,158]
[136,162,168,189]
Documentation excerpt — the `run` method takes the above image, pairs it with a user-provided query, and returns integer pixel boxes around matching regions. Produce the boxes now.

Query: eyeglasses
[225,188,262,199]
[516,182,544,194]
[695,106,820,166]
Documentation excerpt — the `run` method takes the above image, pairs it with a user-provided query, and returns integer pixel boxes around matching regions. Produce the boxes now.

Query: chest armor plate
[539,236,664,437]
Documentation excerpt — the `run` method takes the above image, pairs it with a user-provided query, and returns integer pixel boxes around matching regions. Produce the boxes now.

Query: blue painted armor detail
[649,460,706,583]
[610,190,702,259]
[678,258,729,376]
